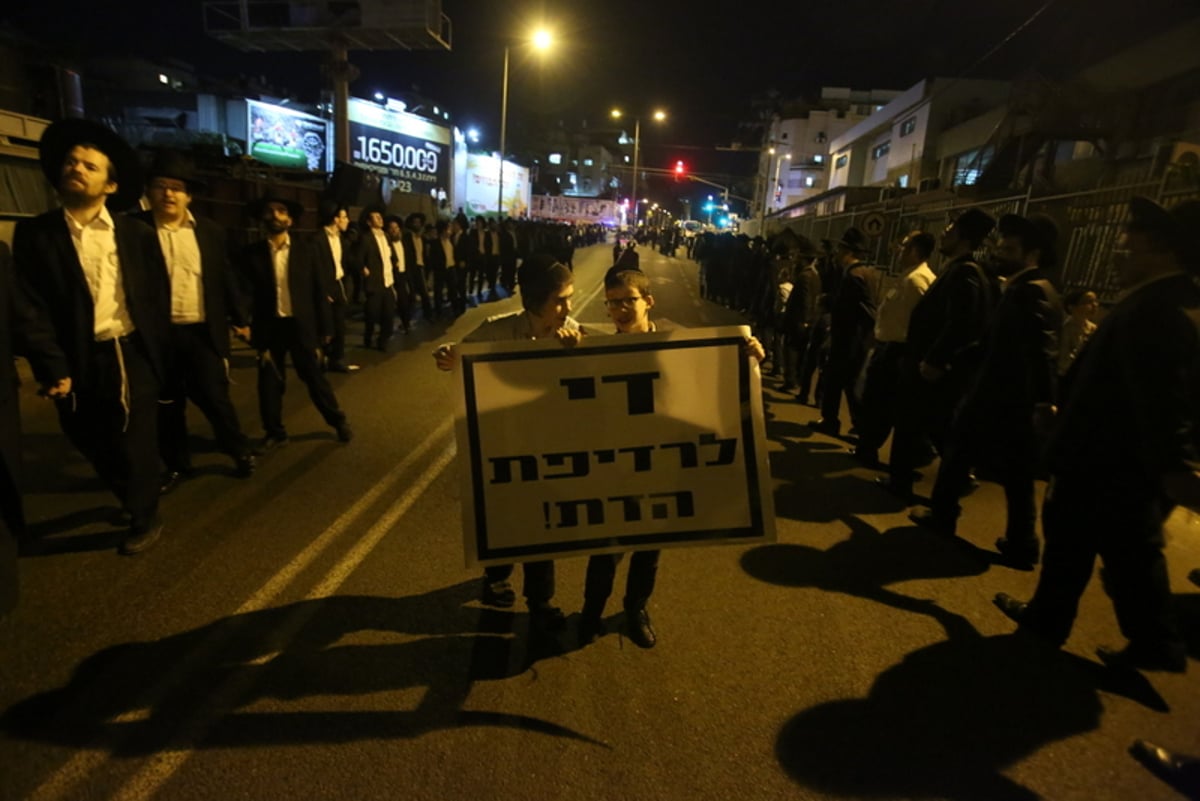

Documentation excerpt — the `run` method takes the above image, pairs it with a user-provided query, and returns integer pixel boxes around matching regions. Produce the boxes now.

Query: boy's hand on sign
[433,343,459,371]
[743,336,766,363]
[556,328,583,348]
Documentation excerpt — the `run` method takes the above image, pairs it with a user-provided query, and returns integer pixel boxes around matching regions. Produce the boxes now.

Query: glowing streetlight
[499,28,553,217]
[611,107,666,227]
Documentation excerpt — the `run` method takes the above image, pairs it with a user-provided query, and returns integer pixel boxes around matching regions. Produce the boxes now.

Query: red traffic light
[674,160,685,181]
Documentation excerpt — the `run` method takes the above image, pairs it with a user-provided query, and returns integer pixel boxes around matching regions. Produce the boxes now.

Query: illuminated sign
[347,98,452,197]
[247,100,332,172]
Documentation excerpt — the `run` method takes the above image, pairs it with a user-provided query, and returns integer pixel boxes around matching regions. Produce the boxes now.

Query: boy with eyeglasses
[580,267,764,648]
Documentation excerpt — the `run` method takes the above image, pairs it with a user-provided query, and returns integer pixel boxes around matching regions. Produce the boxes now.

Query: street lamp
[499,29,553,217]
[772,152,791,211]
[611,107,665,228]
[757,145,790,234]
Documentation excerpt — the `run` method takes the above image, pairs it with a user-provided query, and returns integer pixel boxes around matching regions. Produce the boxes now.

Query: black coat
[133,210,245,357]
[312,229,347,301]
[906,255,994,375]
[353,231,398,293]
[12,209,171,387]
[827,261,876,358]
[1047,273,1200,491]
[238,236,332,351]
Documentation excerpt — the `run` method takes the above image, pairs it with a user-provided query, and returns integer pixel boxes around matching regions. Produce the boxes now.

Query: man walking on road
[14,119,171,555]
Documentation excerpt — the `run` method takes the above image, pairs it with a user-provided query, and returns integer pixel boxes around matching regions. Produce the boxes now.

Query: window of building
[548,153,562,165]
[900,116,917,137]
[813,154,823,164]
[805,176,815,187]
[897,174,909,188]
[835,153,848,169]
[952,145,995,186]
[582,158,594,167]
[872,142,891,160]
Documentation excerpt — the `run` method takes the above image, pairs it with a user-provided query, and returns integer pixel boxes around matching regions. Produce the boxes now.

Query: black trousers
[819,338,867,426]
[56,334,161,533]
[484,561,555,606]
[799,319,828,403]
[1,488,16,618]
[857,342,905,452]
[1024,475,1180,649]
[927,419,1037,542]
[159,323,251,472]
[324,278,350,366]
[500,258,517,292]
[256,319,345,439]
[446,267,467,315]
[584,550,661,615]
[888,364,964,490]
[405,268,431,318]
[362,288,396,347]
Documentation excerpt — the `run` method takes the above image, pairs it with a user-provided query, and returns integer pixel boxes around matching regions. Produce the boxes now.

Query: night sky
[4,0,1196,180]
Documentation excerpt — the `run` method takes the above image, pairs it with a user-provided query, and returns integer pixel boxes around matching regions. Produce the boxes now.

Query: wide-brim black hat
[247,191,304,221]
[1130,196,1200,273]
[146,149,206,192]
[39,118,143,212]
[836,226,870,254]
[998,213,1059,267]
[950,207,997,245]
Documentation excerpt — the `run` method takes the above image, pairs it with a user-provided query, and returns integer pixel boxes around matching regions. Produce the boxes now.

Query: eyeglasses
[604,296,645,309]
[150,182,188,195]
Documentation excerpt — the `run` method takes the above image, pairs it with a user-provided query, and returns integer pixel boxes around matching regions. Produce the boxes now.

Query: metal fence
[773,179,1200,302]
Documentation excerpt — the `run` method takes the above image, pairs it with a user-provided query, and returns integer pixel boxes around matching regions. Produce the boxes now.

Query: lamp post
[498,29,552,218]
[772,152,791,211]
[612,108,665,229]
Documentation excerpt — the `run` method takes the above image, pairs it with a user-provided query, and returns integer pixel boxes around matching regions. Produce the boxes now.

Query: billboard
[530,195,621,225]
[246,99,332,172]
[455,327,775,566]
[464,153,530,218]
[347,98,452,202]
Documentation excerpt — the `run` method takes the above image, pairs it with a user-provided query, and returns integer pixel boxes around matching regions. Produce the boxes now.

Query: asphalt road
[2,240,1198,801]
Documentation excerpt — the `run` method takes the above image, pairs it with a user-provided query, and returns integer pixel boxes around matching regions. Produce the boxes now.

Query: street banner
[246,99,332,172]
[455,326,775,566]
[347,98,452,200]
[464,153,530,218]
[529,195,621,225]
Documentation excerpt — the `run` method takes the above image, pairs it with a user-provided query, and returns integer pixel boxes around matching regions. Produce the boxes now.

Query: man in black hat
[237,193,353,449]
[811,226,876,437]
[314,199,359,374]
[911,213,1063,568]
[994,197,1200,673]
[398,212,433,321]
[352,206,399,350]
[137,151,255,493]
[14,118,171,555]
[879,207,997,500]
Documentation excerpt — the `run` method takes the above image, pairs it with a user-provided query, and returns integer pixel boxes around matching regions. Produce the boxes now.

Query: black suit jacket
[354,231,398,293]
[12,209,171,386]
[133,210,245,358]
[828,261,876,357]
[958,268,1062,433]
[1047,273,1200,490]
[906,256,994,375]
[312,229,348,303]
[239,236,332,351]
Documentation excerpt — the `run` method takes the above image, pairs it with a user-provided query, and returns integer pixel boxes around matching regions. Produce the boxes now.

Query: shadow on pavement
[770,436,909,523]
[776,628,1170,801]
[1,580,604,755]
[1173,592,1200,661]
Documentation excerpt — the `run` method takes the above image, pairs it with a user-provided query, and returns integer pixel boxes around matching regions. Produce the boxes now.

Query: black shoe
[992,592,1029,625]
[909,508,957,537]
[625,607,657,649]
[327,362,361,373]
[234,453,256,478]
[849,447,881,468]
[874,476,913,502]
[1130,740,1200,799]
[578,613,607,646]
[960,473,981,497]
[529,604,567,635]
[335,422,354,443]
[995,537,1039,570]
[1189,568,1200,589]
[159,470,189,495]
[259,434,289,453]
[480,579,516,608]
[1097,642,1187,674]
[120,522,163,555]
[808,418,840,436]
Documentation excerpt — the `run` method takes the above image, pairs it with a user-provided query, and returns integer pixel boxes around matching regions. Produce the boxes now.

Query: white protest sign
[455,326,775,566]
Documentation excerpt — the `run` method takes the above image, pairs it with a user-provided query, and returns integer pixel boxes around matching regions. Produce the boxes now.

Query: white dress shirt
[64,206,135,340]
[874,261,935,343]
[371,229,394,286]
[325,226,344,282]
[156,211,205,324]
[269,234,293,317]
[440,237,456,268]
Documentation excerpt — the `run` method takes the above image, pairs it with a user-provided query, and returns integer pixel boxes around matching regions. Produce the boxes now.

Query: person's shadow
[742,515,991,633]
[1,581,605,756]
[768,434,909,523]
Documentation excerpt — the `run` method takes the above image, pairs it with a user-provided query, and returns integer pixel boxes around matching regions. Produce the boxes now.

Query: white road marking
[27,420,455,801]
